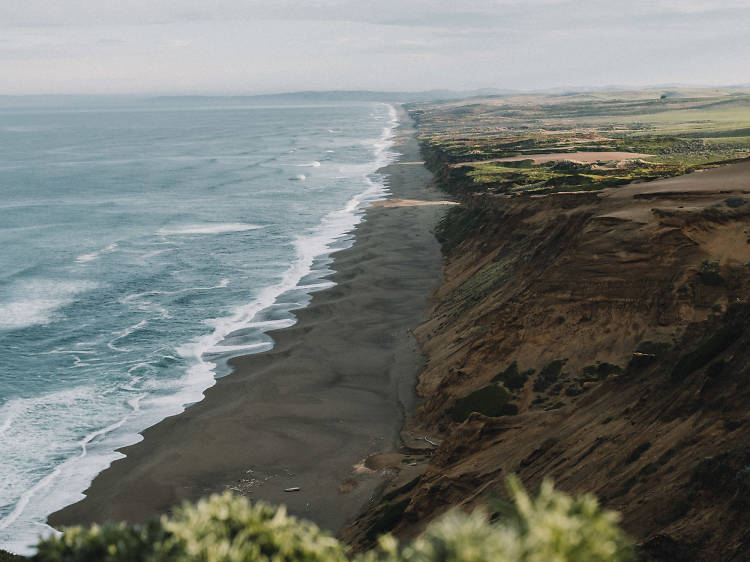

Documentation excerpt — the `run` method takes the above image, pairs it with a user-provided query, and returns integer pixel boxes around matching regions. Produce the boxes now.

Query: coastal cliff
[342,96,750,561]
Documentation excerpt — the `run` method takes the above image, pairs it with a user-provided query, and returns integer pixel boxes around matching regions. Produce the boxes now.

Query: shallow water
[0,98,397,553]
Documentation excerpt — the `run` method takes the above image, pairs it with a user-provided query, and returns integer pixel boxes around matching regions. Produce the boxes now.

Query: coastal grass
[31,477,634,562]
[412,90,750,197]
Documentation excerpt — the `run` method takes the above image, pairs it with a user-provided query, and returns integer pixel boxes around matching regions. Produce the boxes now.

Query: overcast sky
[2,0,748,95]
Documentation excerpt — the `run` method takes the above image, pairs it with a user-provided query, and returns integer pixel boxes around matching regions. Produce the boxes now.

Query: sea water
[0,98,397,553]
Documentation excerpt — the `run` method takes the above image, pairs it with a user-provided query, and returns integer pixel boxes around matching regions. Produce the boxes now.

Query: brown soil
[341,158,750,561]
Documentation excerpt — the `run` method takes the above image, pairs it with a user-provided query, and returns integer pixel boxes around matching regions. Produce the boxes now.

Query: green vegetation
[581,362,624,382]
[533,359,567,392]
[725,196,748,208]
[411,91,750,197]
[35,496,349,562]
[544,401,565,411]
[0,551,24,561]
[446,258,514,311]
[525,359,623,405]
[698,260,724,286]
[635,341,672,356]
[493,361,535,391]
[449,384,518,422]
[32,477,634,562]
[463,159,657,195]
[366,476,633,561]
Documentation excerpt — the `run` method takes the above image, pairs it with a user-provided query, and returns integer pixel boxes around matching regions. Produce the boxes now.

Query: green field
[410,89,750,196]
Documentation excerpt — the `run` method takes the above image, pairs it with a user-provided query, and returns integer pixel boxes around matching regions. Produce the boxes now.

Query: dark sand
[49,109,449,532]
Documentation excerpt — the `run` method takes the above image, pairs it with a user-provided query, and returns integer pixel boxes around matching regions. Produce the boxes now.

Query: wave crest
[157,223,263,236]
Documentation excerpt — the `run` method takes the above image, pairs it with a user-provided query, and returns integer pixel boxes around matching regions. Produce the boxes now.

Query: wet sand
[49,109,450,532]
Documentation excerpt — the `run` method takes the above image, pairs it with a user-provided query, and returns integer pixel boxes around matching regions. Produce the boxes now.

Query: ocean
[0,98,397,553]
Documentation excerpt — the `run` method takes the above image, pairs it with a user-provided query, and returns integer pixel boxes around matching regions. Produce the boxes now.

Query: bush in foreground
[33,477,633,562]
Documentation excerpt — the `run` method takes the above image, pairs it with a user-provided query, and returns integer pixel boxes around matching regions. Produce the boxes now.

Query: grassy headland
[414,89,750,196]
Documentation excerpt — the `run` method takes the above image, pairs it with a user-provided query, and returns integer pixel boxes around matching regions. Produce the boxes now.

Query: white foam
[0,103,401,555]
[0,387,109,542]
[0,465,63,533]
[0,380,172,554]
[204,342,273,355]
[293,174,306,181]
[75,243,118,264]
[0,279,99,331]
[107,320,149,352]
[0,401,21,438]
[296,161,321,167]
[171,102,399,415]
[296,281,335,292]
[157,223,263,236]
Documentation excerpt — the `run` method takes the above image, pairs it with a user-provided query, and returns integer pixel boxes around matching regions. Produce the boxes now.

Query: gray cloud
[5,0,746,27]
[0,0,747,94]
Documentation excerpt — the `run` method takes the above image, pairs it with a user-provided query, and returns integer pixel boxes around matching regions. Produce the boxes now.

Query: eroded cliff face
[342,159,750,561]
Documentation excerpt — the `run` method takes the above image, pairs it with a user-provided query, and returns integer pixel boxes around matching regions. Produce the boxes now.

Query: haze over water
[0,98,397,552]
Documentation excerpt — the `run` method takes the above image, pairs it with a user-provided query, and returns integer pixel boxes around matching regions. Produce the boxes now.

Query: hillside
[342,91,750,561]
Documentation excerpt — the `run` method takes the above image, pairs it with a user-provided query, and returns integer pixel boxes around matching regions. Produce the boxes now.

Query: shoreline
[48,108,450,534]
[2,103,400,555]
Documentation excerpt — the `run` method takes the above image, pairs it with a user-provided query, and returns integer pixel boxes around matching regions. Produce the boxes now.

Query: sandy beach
[48,109,450,533]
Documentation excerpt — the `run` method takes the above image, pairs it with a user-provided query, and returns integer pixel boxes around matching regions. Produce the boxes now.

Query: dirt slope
[342,160,750,561]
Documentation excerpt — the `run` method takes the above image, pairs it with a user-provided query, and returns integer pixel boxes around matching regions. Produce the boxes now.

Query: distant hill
[145,89,517,105]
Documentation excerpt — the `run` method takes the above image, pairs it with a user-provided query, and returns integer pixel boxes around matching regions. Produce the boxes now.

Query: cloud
[4,0,733,28]
[0,0,747,94]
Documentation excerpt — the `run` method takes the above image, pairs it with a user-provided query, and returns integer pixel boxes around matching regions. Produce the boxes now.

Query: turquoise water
[0,99,397,552]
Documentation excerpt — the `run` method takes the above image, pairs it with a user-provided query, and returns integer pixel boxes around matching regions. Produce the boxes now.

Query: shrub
[724,196,748,208]
[35,495,348,562]
[635,341,671,356]
[564,385,584,396]
[449,384,515,422]
[494,362,534,391]
[34,520,171,562]
[533,359,567,392]
[544,401,565,411]
[34,478,634,562]
[163,494,349,562]
[698,260,723,286]
[363,476,634,561]
[581,362,623,382]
